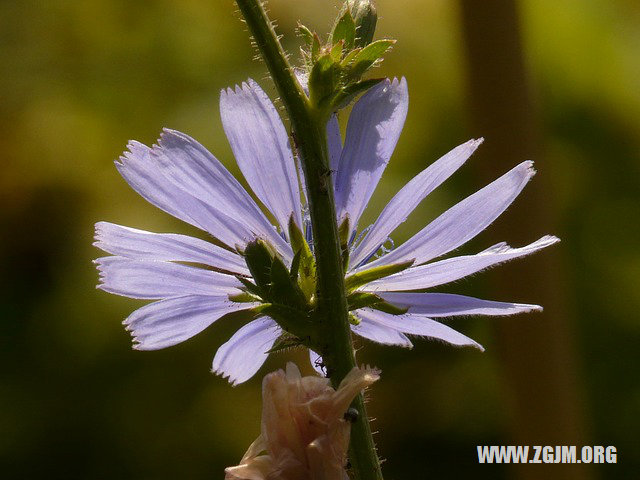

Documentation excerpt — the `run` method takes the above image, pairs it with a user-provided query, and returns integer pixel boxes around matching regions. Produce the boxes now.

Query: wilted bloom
[94,77,558,384]
[224,362,379,480]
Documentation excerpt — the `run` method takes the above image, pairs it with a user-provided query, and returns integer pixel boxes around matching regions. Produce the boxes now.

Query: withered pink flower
[225,363,380,480]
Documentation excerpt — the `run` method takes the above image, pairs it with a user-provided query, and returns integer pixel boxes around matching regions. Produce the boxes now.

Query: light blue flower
[94,78,558,384]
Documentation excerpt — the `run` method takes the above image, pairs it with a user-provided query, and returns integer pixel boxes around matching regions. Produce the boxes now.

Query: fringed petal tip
[357,364,381,383]
[522,159,536,177]
[118,140,149,164]
[211,367,234,385]
[93,221,106,241]
[482,235,560,255]
[93,257,109,285]
[542,234,561,246]
[526,304,544,313]
[211,317,281,387]
[157,127,191,149]
[220,78,260,98]
[211,367,245,387]
[389,76,406,88]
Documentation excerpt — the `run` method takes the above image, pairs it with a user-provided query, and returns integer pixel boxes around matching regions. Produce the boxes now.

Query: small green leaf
[332,78,384,109]
[341,48,362,67]
[297,23,314,47]
[270,255,308,310]
[330,10,356,50]
[267,333,304,354]
[371,301,409,315]
[309,53,340,110]
[228,291,261,303]
[338,218,351,246]
[289,217,311,259]
[347,291,408,315]
[344,259,414,292]
[309,54,333,97]
[236,276,262,297]
[311,33,321,61]
[260,303,316,340]
[347,291,381,310]
[330,41,343,62]
[289,249,301,281]
[347,39,395,79]
[243,240,275,295]
[288,217,316,300]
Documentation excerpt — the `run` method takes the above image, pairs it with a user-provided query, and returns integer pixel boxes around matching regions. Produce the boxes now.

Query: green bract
[298,1,393,117]
[235,231,414,353]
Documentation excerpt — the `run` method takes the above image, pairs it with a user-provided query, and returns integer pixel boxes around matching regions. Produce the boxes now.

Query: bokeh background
[1,0,638,478]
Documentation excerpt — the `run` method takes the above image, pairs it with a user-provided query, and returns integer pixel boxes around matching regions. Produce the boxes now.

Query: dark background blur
[1,1,638,479]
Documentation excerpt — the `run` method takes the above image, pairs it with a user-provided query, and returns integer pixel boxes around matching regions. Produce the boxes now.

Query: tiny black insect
[343,407,359,423]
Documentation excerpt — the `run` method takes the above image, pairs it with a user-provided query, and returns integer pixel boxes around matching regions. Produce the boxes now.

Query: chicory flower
[94,78,558,384]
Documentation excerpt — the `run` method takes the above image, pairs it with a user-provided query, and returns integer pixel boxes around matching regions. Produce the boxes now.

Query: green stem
[234,1,383,479]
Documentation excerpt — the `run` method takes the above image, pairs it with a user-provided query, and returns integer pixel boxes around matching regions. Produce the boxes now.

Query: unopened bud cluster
[297,0,394,117]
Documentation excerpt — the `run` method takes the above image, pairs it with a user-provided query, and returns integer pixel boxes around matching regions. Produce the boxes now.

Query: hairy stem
[234,1,383,479]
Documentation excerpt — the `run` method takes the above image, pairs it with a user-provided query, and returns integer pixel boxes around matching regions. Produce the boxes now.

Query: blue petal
[349,138,483,268]
[125,295,256,350]
[361,161,537,270]
[334,78,408,236]
[95,256,242,299]
[364,235,559,291]
[94,222,249,275]
[220,80,303,235]
[377,292,542,317]
[351,312,413,347]
[355,308,484,351]
[116,141,254,249]
[212,316,281,385]
[154,130,293,261]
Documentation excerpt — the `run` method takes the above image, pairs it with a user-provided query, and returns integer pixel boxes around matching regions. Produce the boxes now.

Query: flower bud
[347,0,377,47]
[225,363,380,480]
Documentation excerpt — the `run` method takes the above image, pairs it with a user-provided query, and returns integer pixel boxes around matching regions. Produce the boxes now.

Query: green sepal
[289,216,312,259]
[330,41,343,62]
[332,77,385,110]
[243,239,275,296]
[346,39,395,80]
[311,32,321,62]
[297,23,314,47]
[266,332,305,354]
[341,47,362,67]
[289,249,301,281]
[228,291,261,303]
[309,53,340,107]
[269,253,308,311]
[344,259,415,292]
[338,217,351,246]
[288,217,316,301]
[347,291,409,315]
[330,10,356,50]
[236,276,262,298]
[256,303,316,341]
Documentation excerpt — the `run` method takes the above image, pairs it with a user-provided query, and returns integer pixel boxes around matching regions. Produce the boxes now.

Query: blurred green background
[1,0,638,479]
